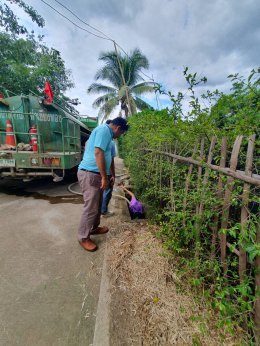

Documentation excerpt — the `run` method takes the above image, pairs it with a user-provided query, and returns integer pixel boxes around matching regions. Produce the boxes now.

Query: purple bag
[129,197,144,214]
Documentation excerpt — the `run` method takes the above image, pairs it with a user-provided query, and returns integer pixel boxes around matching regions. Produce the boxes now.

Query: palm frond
[134,96,154,111]
[127,48,149,86]
[131,82,158,95]
[98,97,119,122]
[92,93,117,108]
[94,66,122,87]
[87,82,116,94]
[96,51,122,87]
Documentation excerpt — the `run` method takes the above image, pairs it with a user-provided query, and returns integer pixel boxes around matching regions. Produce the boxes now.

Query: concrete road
[0,177,106,346]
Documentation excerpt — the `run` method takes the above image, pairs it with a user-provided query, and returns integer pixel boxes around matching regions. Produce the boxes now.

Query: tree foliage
[88,48,156,120]
[0,0,44,35]
[209,71,260,133]
[120,68,260,340]
[0,32,74,96]
[0,1,74,98]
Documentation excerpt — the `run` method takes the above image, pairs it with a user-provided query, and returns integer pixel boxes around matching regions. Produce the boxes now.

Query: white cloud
[7,0,260,116]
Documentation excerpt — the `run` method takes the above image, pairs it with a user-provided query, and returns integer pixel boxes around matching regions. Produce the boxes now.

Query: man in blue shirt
[77,117,128,252]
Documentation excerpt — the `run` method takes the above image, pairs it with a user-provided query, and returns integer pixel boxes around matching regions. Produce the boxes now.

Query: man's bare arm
[95,147,108,190]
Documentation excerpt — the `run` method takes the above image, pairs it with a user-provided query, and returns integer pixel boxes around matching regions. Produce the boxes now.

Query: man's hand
[101,176,109,191]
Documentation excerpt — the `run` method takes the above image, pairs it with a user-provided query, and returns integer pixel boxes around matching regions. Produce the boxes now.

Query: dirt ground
[105,219,246,346]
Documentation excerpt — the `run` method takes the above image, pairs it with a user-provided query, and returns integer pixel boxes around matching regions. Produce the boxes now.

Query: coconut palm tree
[87,48,156,121]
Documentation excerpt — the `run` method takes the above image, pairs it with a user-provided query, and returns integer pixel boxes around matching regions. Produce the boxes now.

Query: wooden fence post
[211,137,227,260]
[220,135,243,274]
[195,138,205,214]
[198,136,216,215]
[239,134,256,283]
[183,141,198,227]
[195,138,205,261]
[194,136,216,261]
[254,216,260,342]
[169,141,179,211]
[159,146,163,208]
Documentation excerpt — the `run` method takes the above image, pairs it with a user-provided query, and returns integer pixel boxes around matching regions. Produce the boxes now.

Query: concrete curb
[93,239,110,346]
[93,157,130,345]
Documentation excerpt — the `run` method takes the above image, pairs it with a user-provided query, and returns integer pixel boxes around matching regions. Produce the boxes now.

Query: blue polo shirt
[79,124,113,174]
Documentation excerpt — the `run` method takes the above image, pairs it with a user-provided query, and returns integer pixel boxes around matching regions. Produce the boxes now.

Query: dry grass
[107,221,246,346]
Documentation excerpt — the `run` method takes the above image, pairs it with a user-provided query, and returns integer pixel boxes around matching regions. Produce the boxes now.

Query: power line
[42,0,156,81]
[53,1,131,60]
[54,0,112,41]
[41,0,134,115]
[40,0,111,41]
[40,0,161,108]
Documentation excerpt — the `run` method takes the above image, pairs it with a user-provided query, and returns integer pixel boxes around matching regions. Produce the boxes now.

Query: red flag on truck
[44,81,54,103]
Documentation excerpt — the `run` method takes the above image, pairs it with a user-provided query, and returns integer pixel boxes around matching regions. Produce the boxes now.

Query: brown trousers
[77,170,103,241]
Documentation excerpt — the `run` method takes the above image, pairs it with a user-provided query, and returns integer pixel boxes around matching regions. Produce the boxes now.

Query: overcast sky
[10,0,260,117]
